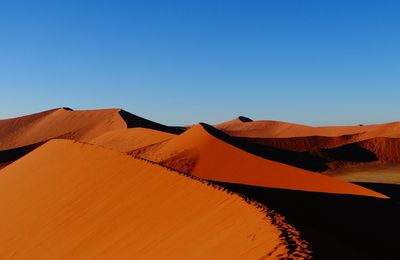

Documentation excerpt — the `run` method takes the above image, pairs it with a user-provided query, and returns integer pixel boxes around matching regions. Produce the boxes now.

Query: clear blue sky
[1,0,399,126]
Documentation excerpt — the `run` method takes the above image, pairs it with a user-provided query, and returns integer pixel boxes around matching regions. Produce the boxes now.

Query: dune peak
[238,116,253,122]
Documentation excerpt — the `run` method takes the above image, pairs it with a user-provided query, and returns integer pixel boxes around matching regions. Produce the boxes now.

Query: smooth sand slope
[218,117,400,140]
[0,108,180,151]
[90,127,174,152]
[0,108,125,150]
[0,108,179,168]
[0,139,305,259]
[216,117,372,138]
[135,124,386,198]
[217,117,400,173]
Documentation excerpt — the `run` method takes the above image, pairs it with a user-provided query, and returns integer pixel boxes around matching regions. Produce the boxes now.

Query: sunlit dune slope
[135,124,387,198]
[0,139,299,259]
[0,108,180,151]
[90,128,174,152]
[216,117,373,138]
[218,117,400,138]
[0,108,180,167]
[0,108,125,150]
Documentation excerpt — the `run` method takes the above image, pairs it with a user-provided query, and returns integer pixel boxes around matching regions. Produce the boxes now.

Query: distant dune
[0,139,307,259]
[0,108,180,166]
[216,117,375,138]
[133,123,386,198]
[217,117,400,174]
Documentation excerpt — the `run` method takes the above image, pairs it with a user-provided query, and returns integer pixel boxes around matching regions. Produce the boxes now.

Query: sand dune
[0,108,124,150]
[0,139,306,259]
[134,123,386,198]
[0,108,180,168]
[218,116,400,138]
[216,117,373,138]
[217,117,400,173]
[0,108,180,151]
[89,128,175,152]
[2,108,399,258]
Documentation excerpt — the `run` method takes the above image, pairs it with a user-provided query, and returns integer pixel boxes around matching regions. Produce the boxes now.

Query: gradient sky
[1,0,399,126]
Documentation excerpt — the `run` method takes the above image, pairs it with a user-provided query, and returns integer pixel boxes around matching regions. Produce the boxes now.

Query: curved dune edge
[0,108,179,168]
[216,117,400,139]
[0,139,310,259]
[136,124,387,199]
[217,118,400,174]
[0,108,179,152]
[89,127,175,152]
[216,117,371,138]
[0,108,125,150]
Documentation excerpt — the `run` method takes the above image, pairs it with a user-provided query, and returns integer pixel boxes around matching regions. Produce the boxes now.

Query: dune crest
[217,117,400,138]
[216,117,400,172]
[0,139,309,259]
[134,124,387,198]
[0,108,181,168]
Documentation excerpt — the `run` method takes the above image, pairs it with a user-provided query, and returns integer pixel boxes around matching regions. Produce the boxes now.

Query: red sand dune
[0,108,179,168]
[89,128,174,152]
[217,117,400,170]
[0,139,309,259]
[0,108,125,150]
[216,117,374,138]
[0,108,179,151]
[218,117,400,139]
[135,124,387,198]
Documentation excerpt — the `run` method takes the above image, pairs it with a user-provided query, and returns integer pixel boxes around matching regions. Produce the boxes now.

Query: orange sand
[216,117,400,139]
[0,108,178,152]
[0,139,302,259]
[137,124,387,198]
[90,127,174,152]
[0,108,126,150]
[217,118,400,169]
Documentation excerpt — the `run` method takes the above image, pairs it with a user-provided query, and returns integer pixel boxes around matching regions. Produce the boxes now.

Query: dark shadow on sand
[119,110,184,135]
[0,142,45,165]
[213,181,400,260]
[200,123,329,171]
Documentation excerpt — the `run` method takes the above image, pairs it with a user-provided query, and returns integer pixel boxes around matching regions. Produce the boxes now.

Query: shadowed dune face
[118,110,184,134]
[237,134,362,152]
[215,182,400,260]
[0,142,45,167]
[0,139,307,259]
[134,124,386,198]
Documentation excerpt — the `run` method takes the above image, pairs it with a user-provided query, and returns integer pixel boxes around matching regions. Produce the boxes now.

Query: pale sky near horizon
[1,0,399,126]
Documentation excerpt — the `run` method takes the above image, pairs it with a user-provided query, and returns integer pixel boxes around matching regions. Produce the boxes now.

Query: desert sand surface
[216,117,374,138]
[216,117,400,173]
[0,108,180,151]
[0,139,309,259]
[134,123,386,198]
[89,127,174,152]
[217,116,400,141]
[2,108,400,259]
[0,108,125,150]
[0,108,179,167]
